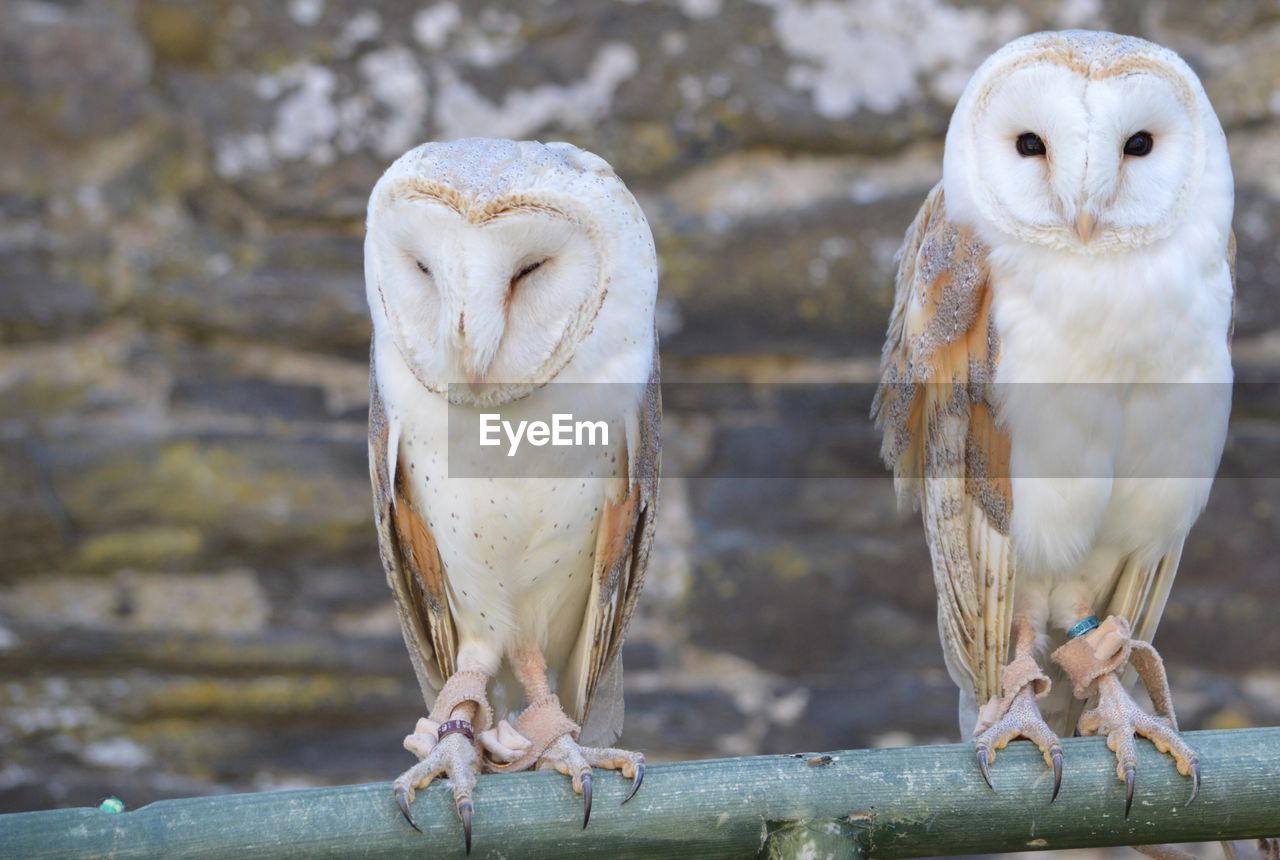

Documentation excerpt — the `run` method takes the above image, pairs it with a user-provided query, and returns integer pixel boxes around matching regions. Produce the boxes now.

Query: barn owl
[365,138,660,852]
[874,31,1233,815]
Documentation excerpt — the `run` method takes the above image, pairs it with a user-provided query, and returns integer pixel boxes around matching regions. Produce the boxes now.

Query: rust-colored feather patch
[573,347,661,734]
[369,355,457,706]
[594,474,641,597]
[392,476,450,620]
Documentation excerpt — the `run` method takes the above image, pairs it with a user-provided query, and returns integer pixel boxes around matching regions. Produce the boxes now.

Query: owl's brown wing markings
[370,356,458,709]
[570,341,661,741]
[873,182,1015,716]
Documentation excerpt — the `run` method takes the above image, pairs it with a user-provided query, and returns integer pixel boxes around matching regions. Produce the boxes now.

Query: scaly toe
[579,747,646,806]
[537,737,647,820]
[391,731,480,849]
[971,684,1061,799]
[1090,674,1200,813]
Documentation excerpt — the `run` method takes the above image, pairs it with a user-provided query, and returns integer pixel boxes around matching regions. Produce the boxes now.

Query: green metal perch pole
[1,728,1277,859]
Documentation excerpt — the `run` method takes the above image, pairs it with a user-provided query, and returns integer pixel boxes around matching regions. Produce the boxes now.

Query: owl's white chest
[399,410,609,665]
[988,228,1233,576]
[373,334,638,672]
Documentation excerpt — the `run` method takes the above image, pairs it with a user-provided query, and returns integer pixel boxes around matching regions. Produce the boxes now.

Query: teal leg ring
[1067,615,1101,640]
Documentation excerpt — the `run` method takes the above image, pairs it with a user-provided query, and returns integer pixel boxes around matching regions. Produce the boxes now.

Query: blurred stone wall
[2,0,1279,816]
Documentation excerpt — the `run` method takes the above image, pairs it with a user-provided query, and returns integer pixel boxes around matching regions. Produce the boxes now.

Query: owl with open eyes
[875,31,1234,814]
[365,139,659,853]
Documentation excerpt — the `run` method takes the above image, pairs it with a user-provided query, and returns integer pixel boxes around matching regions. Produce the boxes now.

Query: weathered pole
[1,728,1276,859]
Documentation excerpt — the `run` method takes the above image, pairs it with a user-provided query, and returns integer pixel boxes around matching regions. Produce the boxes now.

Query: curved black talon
[396,786,422,833]
[976,744,994,791]
[459,800,473,855]
[1123,763,1136,818]
[1050,747,1063,803]
[622,761,645,805]
[1188,759,1201,805]
[581,772,593,830]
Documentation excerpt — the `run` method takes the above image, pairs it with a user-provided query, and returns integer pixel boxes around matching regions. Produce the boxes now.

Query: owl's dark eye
[512,258,547,285]
[1123,131,1154,157]
[415,260,431,276]
[1016,132,1047,157]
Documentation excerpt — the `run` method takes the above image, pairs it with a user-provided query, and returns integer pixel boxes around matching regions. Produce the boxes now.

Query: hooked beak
[1073,210,1097,244]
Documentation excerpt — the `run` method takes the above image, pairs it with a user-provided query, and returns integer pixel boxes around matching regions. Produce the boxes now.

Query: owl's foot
[533,734,645,829]
[1053,615,1199,817]
[1078,672,1199,817]
[394,670,495,853]
[482,693,643,829]
[395,719,482,853]
[972,652,1062,801]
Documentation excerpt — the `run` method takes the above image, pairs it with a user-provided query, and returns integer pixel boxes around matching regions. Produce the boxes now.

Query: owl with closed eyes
[365,139,660,852]
[875,31,1234,814]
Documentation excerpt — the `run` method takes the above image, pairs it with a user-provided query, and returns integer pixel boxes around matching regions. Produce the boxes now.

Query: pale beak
[1074,211,1097,244]
[458,336,500,392]
[447,309,486,389]
[463,356,485,388]
[456,341,492,391]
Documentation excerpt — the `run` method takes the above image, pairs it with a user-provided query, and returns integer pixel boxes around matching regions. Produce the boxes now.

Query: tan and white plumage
[875,31,1234,812]
[364,139,660,850]
[877,183,1016,718]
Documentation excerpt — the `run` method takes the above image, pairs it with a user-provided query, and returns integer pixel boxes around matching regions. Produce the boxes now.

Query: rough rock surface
[2,0,1279,830]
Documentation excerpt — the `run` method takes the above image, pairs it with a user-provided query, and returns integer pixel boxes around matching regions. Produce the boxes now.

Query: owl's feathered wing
[369,345,661,746]
[873,184,1225,735]
[873,183,1015,726]
[564,347,662,745]
[369,360,455,701]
